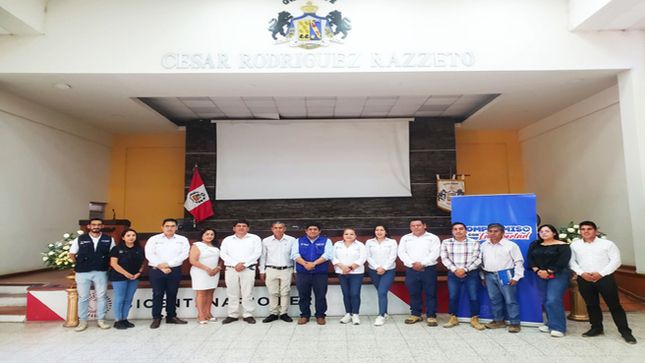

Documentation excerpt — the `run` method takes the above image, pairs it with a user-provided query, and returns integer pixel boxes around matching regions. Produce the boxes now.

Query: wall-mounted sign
[269,1,351,49]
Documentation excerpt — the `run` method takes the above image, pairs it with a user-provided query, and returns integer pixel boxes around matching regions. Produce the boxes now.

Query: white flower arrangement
[41,231,79,270]
[558,221,606,243]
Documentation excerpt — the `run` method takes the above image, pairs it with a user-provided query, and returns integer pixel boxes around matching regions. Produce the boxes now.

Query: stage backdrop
[451,194,542,325]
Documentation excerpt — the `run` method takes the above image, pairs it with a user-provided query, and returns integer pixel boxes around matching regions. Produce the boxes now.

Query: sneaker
[538,325,550,333]
[443,314,459,328]
[280,314,293,323]
[75,320,88,332]
[405,315,422,324]
[426,317,438,327]
[340,313,352,324]
[551,330,564,337]
[352,314,361,325]
[113,320,127,330]
[508,324,521,333]
[374,315,386,326]
[123,319,135,328]
[97,320,111,330]
[262,314,279,323]
[582,328,604,337]
[485,320,507,329]
[622,332,637,344]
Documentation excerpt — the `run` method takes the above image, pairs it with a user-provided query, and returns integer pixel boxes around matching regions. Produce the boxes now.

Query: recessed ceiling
[139,94,499,126]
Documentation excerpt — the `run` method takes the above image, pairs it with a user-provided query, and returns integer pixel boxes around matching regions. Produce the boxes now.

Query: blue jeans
[536,269,570,333]
[368,269,396,316]
[296,272,328,319]
[111,279,139,321]
[339,274,363,314]
[405,266,438,317]
[75,270,108,321]
[447,270,480,317]
[484,272,520,324]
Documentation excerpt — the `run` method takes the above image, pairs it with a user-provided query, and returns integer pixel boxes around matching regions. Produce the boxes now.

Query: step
[0,306,26,323]
[0,285,29,294]
[0,293,27,307]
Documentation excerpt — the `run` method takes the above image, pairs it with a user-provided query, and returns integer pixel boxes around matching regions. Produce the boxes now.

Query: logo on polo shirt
[269,1,352,49]
[467,225,533,241]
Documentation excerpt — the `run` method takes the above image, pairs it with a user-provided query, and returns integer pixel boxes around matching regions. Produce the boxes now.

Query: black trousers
[577,274,631,334]
[296,272,328,319]
[149,267,182,319]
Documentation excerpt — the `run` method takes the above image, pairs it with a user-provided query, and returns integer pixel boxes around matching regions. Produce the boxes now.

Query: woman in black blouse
[527,224,572,337]
[109,228,145,330]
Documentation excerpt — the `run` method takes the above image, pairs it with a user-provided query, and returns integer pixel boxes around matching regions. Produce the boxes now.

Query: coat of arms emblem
[268,1,352,49]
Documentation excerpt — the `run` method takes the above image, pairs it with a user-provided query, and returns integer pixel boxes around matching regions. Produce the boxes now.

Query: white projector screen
[216,119,411,200]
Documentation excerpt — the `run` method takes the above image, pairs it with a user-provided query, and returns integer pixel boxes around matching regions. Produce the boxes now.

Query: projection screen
[215,119,411,200]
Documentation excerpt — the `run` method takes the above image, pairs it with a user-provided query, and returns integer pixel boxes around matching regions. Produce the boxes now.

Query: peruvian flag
[184,168,214,224]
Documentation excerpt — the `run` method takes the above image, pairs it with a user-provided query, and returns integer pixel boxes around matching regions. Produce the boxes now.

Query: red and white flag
[184,168,214,224]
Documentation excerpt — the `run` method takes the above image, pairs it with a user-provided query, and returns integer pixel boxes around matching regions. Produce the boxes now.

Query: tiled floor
[0,313,644,363]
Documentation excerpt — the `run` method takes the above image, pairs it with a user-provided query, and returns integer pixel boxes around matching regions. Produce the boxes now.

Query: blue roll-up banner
[451,194,542,324]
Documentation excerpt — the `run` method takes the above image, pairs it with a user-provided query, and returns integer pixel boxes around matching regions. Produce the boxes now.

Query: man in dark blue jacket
[69,218,115,332]
[290,222,333,325]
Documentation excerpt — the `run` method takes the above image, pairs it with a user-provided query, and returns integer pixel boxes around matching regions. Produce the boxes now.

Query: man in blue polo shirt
[291,222,333,325]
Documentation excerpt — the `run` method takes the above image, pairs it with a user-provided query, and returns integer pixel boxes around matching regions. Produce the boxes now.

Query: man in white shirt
[480,223,524,333]
[259,222,296,323]
[569,220,636,344]
[220,219,262,324]
[69,218,115,332]
[144,218,190,329]
[398,219,441,326]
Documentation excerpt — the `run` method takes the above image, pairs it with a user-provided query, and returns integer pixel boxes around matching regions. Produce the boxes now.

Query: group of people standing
[68,217,636,344]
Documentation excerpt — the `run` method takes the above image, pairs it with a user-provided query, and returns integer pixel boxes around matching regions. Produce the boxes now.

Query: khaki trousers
[265,267,293,315]
[225,267,256,318]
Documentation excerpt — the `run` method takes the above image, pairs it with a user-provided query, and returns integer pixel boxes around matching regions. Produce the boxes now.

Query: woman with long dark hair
[189,228,222,324]
[332,228,367,325]
[109,228,145,329]
[365,225,398,326]
[527,224,572,337]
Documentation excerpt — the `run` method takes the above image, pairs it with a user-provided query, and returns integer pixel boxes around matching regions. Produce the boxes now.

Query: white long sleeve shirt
[332,240,367,274]
[144,233,190,268]
[397,231,441,268]
[569,237,621,277]
[365,237,398,270]
[480,238,524,281]
[259,234,296,273]
[220,233,262,267]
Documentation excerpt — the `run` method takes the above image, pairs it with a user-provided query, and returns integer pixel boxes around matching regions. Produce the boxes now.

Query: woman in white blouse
[189,229,223,324]
[365,225,398,326]
[332,228,367,325]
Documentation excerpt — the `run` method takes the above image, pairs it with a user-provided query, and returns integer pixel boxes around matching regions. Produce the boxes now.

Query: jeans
[368,269,396,316]
[535,269,570,333]
[577,274,631,334]
[296,272,328,319]
[111,279,139,321]
[149,267,182,319]
[447,270,480,317]
[339,274,363,314]
[404,266,437,318]
[75,270,108,321]
[484,272,520,324]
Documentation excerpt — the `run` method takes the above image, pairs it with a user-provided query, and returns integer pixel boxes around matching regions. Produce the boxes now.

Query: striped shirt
[440,237,482,272]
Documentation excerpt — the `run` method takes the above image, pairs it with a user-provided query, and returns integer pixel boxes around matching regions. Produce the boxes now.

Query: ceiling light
[54,83,72,90]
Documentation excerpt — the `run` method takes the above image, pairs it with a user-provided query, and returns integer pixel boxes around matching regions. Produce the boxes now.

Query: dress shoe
[262,314,279,323]
[297,317,309,325]
[222,316,238,324]
[582,328,604,337]
[280,314,293,322]
[150,318,161,329]
[622,332,637,344]
[114,320,127,330]
[243,316,257,324]
[123,319,135,328]
[166,316,187,324]
[317,317,326,325]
